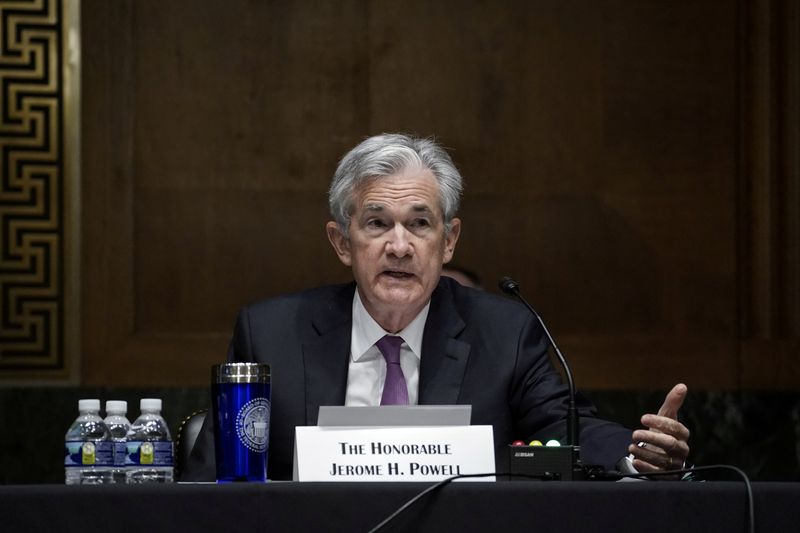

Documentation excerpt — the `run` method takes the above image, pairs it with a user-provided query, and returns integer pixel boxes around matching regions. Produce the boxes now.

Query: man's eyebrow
[363,204,385,213]
[410,204,434,214]
[360,203,435,215]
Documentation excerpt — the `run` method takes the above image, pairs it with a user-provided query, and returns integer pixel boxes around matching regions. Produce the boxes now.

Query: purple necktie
[376,335,409,405]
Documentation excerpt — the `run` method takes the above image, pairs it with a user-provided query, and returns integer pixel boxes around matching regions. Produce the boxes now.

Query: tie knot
[376,335,404,364]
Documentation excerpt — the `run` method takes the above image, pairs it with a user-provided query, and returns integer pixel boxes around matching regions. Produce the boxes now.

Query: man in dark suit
[183,133,690,481]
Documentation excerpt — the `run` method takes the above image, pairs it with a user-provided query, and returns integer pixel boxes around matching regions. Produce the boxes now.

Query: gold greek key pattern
[0,0,64,372]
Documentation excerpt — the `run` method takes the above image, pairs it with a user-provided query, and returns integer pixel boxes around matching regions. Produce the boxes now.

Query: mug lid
[213,362,270,384]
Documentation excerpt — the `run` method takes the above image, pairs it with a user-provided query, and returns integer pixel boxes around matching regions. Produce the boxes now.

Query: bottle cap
[106,400,127,414]
[78,399,101,412]
[140,398,162,412]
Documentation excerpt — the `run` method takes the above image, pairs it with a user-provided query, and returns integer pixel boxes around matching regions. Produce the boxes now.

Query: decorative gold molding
[0,0,79,382]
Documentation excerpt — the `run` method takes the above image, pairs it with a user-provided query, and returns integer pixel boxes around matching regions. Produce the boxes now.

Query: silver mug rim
[213,362,271,384]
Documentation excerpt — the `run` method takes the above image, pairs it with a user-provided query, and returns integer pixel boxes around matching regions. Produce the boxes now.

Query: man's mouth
[383,270,413,279]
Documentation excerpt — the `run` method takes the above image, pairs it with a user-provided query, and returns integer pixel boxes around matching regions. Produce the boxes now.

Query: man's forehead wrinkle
[351,170,443,219]
[359,182,436,200]
[362,202,433,212]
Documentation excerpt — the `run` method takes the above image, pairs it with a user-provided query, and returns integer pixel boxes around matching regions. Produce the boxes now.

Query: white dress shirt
[344,290,429,406]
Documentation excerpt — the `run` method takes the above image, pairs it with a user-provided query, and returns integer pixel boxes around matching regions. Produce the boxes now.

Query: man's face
[326,168,461,329]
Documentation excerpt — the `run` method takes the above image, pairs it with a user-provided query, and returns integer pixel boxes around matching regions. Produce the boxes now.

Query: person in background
[441,264,483,289]
[183,133,690,481]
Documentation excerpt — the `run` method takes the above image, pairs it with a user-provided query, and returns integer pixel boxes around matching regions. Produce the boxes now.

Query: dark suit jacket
[183,277,632,481]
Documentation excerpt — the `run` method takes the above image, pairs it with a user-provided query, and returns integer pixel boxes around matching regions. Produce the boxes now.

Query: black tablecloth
[1,481,795,532]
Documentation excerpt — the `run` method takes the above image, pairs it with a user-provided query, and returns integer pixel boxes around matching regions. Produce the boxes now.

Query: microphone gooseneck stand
[499,276,582,478]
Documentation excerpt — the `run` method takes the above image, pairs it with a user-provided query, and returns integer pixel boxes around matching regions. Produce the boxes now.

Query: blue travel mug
[212,362,271,482]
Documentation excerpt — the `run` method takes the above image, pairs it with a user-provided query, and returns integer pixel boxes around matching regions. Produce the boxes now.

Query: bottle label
[64,441,114,467]
[125,441,174,467]
[113,441,127,466]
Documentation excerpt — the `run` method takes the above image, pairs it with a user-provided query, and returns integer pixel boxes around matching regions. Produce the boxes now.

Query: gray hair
[328,133,464,236]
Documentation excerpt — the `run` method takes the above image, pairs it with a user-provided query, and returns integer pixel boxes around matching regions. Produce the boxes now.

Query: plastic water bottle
[64,399,114,485]
[125,398,174,483]
[104,400,131,484]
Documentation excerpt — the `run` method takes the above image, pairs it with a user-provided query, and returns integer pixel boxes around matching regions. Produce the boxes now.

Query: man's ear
[326,221,352,266]
[442,217,461,264]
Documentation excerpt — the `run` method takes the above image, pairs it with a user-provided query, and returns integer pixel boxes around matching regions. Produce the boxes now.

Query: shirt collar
[351,288,430,362]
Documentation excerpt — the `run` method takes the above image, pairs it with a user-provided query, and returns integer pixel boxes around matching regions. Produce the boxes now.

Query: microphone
[499,276,579,451]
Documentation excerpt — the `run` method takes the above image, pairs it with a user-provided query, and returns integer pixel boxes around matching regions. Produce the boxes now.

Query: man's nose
[386,225,413,257]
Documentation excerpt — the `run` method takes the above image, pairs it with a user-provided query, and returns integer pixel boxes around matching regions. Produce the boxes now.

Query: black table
[1,481,795,532]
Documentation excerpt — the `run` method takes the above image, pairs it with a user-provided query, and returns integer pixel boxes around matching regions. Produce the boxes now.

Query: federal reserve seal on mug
[235,397,270,452]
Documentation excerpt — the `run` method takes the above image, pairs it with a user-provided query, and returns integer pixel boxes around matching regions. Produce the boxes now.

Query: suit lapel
[302,284,354,425]
[419,281,470,405]
[301,280,471,419]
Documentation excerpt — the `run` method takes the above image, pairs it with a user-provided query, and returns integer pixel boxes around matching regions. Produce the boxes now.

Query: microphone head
[499,276,519,296]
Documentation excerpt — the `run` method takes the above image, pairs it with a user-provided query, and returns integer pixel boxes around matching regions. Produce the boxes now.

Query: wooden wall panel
[79,0,799,389]
[365,1,741,391]
[81,0,138,384]
[739,0,800,387]
[132,0,367,339]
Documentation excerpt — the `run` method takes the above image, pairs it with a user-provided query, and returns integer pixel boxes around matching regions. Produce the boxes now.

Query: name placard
[294,425,495,482]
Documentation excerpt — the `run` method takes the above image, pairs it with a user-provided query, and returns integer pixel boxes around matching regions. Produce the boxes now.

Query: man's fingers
[631,458,660,473]
[640,415,691,442]
[631,457,678,474]
[657,383,688,419]
[628,384,690,477]
[631,430,690,461]
[632,430,675,453]
[628,444,673,470]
